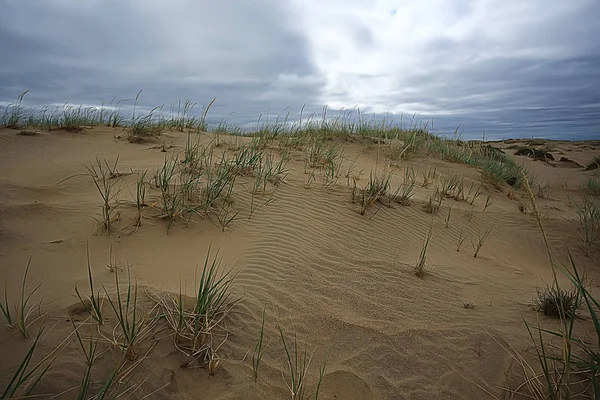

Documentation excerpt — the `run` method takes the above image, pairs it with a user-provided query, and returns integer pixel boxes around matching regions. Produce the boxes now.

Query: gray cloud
[1,0,599,139]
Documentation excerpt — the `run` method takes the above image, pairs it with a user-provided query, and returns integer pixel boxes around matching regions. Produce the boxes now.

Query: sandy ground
[0,127,599,399]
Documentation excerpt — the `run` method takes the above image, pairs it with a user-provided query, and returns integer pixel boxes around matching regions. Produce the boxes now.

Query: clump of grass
[482,194,492,212]
[572,195,600,246]
[128,112,164,143]
[104,266,155,361]
[353,171,390,215]
[0,257,43,339]
[86,157,122,234]
[439,174,463,198]
[389,168,416,206]
[481,157,526,189]
[72,321,99,400]
[533,285,582,319]
[536,180,550,199]
[387,130,429,161]
[61,105,87,132]
[248,153,285,218]
[214,204,239,232]
[153,247,237,371]
[1,327,56,398]
[195,98,216,133]
[584,175,600,195]
[463,302,476,310]
[278,324,325,400]
[466,182,483,205]
[128,91,164,143]
[415,225,433,278]
[584,156,600,171]
[252,309,268,382]
[2,90,29,129]
[465,208,474,222]
[421,165,437,188]
[423,189,442,214]
[74,245,104,324]
[471,223,494,258]
[133,170,148,228]
[456,229,465,252]
[444,206,452,228]
[307,139,343,169]
[231,143,264,176]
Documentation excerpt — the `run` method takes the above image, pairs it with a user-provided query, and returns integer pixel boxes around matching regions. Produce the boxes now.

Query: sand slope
[0,127,599,399]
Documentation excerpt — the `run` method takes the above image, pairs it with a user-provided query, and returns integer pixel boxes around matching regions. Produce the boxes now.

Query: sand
[0,127,599,399]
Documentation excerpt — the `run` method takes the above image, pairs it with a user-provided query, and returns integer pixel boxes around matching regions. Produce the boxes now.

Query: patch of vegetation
[584,156,600,171]
[533,285,581,319]
[514,147,554,161]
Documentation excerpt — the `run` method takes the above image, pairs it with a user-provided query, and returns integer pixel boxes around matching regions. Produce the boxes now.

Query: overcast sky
[1,0,599,139]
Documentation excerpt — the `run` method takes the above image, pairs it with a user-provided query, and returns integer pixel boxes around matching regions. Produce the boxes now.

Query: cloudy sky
[1,0,599,139]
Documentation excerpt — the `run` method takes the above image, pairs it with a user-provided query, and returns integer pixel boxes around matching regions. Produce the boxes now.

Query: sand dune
[0,127,599,399]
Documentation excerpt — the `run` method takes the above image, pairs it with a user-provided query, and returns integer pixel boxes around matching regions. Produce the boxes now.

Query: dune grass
[1,327,55,399]
[151,247,238,370]
[353,171,391,215]
[415,224,433,278]
[104,266,155,361]
[86,157,123,235]
[510,169,600,399]
[471,223,494,258]
[423,189,442,214]
[585,175,600,195]
[0,257,43,339]
[572,195,600,246]
[72,321,99,400]
[584,156,600,171]
[74,245,104,324]
[533,285,582,319]
[278,324,325,400]
[252,309,268,382]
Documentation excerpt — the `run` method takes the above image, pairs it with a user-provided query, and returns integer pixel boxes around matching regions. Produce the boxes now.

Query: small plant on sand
[195,98,217,133]
[1,327,56,398]
[86,157,122,234]
[421,165,437,188]
[471,223,494,258]
[2,90,28,129]
[584,156,600,171]
[465,208,474,222]
[466,182,483,205]
[456,229,465,252]
[72,321,99,400]
[533,284,582,319]
[536,180,550,199]
[415,224,433,278]
[0,257,43,339]
[423,189,442,214]
[572,195,600,246]
[74,245,104,324]
[132,169,148,228]
[252,309,268,382]
[354,171,390,215]
[214,204,240,232]
[104,266,154,361]
[463,302,476,310]
[439,174,462,198]
[482,194,492,212]
[444,206,452,228]
[278,324,325,400]
[153,248,237,371]
[584,175,600,196]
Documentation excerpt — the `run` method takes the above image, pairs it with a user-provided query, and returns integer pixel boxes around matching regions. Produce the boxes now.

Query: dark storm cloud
[0,0,322,123]
[1,0,599,138]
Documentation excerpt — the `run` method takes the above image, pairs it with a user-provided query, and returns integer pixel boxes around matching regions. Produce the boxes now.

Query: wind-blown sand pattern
[0,126,599,399]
